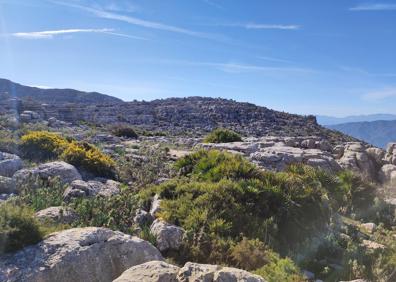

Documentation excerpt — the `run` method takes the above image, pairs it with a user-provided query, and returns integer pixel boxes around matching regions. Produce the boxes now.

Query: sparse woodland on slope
[0,85,396,282]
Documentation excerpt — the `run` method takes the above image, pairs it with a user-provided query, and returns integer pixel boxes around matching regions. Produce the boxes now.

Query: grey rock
[133,209,154,226]
[0,152,23,177]
[150,219,185,252]
[63,179,121,202]
[0,176,16,194]
[0,227,163,282]
[35,206,79,224]
[114,261,266,282]
[378,164,396,186]
[150,194,162,217]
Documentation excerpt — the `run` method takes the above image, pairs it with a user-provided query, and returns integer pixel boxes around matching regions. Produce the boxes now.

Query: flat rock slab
[0,227,163,282]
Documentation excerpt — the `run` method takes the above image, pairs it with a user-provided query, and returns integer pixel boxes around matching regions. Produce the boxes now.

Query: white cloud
[11,28,144,39]
[350,3,396,11]
[258,56,293,64]
[51,1,214,39]
[213,22,301,30]
[362,87,396,100]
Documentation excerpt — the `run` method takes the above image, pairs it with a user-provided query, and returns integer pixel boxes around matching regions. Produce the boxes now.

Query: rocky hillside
[328,120,396,148]
[0,78,122,104]
[0,80,357,143]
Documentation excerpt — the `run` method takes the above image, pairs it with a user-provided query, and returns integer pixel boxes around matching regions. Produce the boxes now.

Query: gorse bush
[20,131,116,178]
[203,128,242,143]
[0,203,43,254]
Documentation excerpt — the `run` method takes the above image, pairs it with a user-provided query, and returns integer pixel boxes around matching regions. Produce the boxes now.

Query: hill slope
[328,120,396,148]
[0,78,122,104]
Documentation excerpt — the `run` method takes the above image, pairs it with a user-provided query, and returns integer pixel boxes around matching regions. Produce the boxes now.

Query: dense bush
[0,203,43,253]
[203,128,242,143]
[141,150,335,267]
[112,125,138,138]
[20,131,116,178]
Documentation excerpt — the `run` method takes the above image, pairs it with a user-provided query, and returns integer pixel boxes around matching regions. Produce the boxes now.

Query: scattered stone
[0,227,163,282]
[133,209,154,226]
[63,179,121,202]
[35,206,79,224]
[361,239,385,250]
[150,219,185,252]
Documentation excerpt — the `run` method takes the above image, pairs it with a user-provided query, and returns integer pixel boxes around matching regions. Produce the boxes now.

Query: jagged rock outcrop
[385,143,396,165]
[113,261,266,282]
[0,152,22,177]
[63,179,121,202]
[0,227,163,282]
[35,206,79,224]
[13,161,82,192]
[379,164,396,187]
[150,219,185,252]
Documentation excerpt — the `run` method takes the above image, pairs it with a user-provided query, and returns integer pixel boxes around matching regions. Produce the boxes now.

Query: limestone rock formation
[150,219,185,252]
[0,227,163,282]
[0,152,22,177]
[114,261,266,282]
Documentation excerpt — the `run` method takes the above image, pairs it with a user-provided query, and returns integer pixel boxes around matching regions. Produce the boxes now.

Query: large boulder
[13,161,82,192]
[63,179,121,202]
[150,219,185,252]
[0,152,22,177]
[337,143,377,180]
[114,261,266,282]
[35,206,79,224]
[0,227,163,282]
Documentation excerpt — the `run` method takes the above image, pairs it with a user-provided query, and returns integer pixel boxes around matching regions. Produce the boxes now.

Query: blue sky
[0,0,395,116]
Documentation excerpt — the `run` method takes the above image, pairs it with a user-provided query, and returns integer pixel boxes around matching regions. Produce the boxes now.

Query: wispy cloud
[350,3,396,11]
[51,1,214,39]
[362,87,396,101]
[340,66,396,77]
[11,28,146,40]
[214,23,301,30]
[202,0,224,10]
[155,59,314,74]
[258,56,293,64]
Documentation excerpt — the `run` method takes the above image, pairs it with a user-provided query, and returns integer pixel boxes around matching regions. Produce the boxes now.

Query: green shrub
[203,128,242,143]
[20,131,116,178]
[254,251,303,282]
[0,203,43,253]
[112,125,138,138]
[231,237,269,270]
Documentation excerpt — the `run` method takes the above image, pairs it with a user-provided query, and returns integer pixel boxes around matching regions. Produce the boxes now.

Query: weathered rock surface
[385,143,396,165]
[337,143,377,180]
[379,164,396,186]
[13,161,82,192]
[150,219,185,252]
[63,179,121,202]
[0,227,163,282]
[0,152,22,177]
[0,176,16,194]
[133,209,154,226]
[114,261,266,282]
[35,206,79,224]
[150,194,162,217]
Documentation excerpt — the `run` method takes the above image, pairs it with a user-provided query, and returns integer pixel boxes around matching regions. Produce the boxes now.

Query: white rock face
[150,219,185,252]
[13,161,82,192]
[379,164,396,186]
[114,261,266,282]
[385,143,396,165]
[0,227,163,282]
[150,194,162,217]
[0,152,23,177]
[35,206,79,224]
[63,179,121,202]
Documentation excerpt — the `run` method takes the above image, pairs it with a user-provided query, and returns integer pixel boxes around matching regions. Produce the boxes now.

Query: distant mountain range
[317,114,396,126]
[0,78,122,104]
[328,120,396,148]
